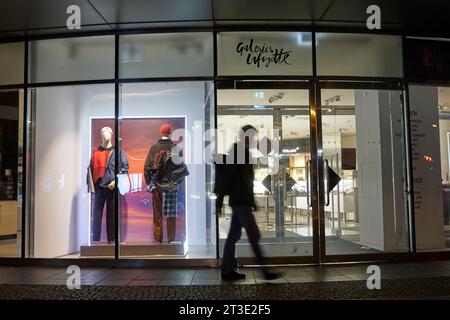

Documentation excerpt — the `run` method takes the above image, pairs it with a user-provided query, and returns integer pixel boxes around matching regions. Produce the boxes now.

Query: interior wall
[355,90,384,250]
[33,85,114,258]
[355,90,407,252]
[439,119,450,183]
[409,85,446,250]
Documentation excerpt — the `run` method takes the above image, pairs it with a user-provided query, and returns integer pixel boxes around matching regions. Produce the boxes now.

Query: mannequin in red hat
[143,123,182,243]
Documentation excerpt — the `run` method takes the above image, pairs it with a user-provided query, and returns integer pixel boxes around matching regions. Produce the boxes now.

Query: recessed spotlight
[254,92,265,99]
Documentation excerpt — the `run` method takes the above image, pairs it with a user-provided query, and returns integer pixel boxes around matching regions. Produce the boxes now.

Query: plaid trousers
[162,190,178,218]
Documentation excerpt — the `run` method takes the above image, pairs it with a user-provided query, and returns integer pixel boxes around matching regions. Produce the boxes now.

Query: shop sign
[218,32,312,76]
[235,39,292,69]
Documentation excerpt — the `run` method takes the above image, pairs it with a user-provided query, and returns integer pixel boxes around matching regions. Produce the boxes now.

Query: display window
[27,82,216,259]
[117,82,215,258]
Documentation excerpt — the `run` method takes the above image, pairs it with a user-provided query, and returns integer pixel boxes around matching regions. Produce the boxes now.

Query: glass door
[318,84,410,259]
[216,81,316,261]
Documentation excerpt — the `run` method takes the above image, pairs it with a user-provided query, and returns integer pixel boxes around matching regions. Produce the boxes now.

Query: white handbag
[117,173,131,195]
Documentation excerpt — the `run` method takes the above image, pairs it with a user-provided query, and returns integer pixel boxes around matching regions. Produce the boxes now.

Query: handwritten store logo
[236,39,292,68]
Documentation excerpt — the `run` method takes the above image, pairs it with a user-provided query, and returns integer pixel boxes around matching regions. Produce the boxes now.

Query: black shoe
[221,271,246,281]
[263,270,282,280]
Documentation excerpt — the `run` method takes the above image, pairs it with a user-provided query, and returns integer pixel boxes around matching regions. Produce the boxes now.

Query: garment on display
[144,123,188,244]
[87,127,129,244]
[86,117,187,251]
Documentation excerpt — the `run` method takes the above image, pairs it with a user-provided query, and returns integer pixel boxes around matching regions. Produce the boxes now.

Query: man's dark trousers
[92,186,115,242]
[221,205,265,274]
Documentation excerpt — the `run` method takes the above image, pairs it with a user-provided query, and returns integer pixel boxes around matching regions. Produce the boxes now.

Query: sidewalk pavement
[1,260,450,299]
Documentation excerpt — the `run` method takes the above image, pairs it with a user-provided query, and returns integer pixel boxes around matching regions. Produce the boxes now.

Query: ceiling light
[254,92,265,99]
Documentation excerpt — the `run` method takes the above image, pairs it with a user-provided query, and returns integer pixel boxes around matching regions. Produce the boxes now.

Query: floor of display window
[80,243,186,257]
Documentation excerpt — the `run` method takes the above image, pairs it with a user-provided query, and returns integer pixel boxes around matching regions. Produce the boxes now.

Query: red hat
[160,123,172,135]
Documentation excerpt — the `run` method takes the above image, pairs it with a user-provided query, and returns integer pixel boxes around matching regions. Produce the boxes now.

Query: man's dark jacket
[144,138,182,186]
[214,142,256,209]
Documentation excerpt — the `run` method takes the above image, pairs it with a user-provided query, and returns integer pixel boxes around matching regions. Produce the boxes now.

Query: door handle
[306,159,312,208]
[325,159,330,206]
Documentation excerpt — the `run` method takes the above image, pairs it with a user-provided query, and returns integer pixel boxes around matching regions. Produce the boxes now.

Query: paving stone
[1,277,450,299]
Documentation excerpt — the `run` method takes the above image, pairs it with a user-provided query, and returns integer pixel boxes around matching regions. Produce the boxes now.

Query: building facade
[1,0,450,266]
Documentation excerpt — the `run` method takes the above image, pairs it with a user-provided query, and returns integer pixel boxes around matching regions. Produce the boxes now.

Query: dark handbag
[167,161,189,183]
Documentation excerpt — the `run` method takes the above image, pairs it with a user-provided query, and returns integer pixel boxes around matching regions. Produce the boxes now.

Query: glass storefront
[1,30,449,264]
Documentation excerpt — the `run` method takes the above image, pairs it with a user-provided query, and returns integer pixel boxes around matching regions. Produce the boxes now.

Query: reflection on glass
[29,36,115,83]
[316,33,403,77]
[0,43,24,85]
[119,33,213,78]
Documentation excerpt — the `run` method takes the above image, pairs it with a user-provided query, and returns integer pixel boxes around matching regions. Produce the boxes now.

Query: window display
[119,82,215,258]
[29,82,215,259]
[93,117,188,248]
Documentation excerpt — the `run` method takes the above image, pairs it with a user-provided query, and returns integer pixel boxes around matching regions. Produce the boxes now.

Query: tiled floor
[1,260,450,287]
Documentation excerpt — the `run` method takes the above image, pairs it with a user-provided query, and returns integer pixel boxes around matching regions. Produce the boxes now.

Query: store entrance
[216,80,410,264]
[318,83,410,260]
[216,81,315,260]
